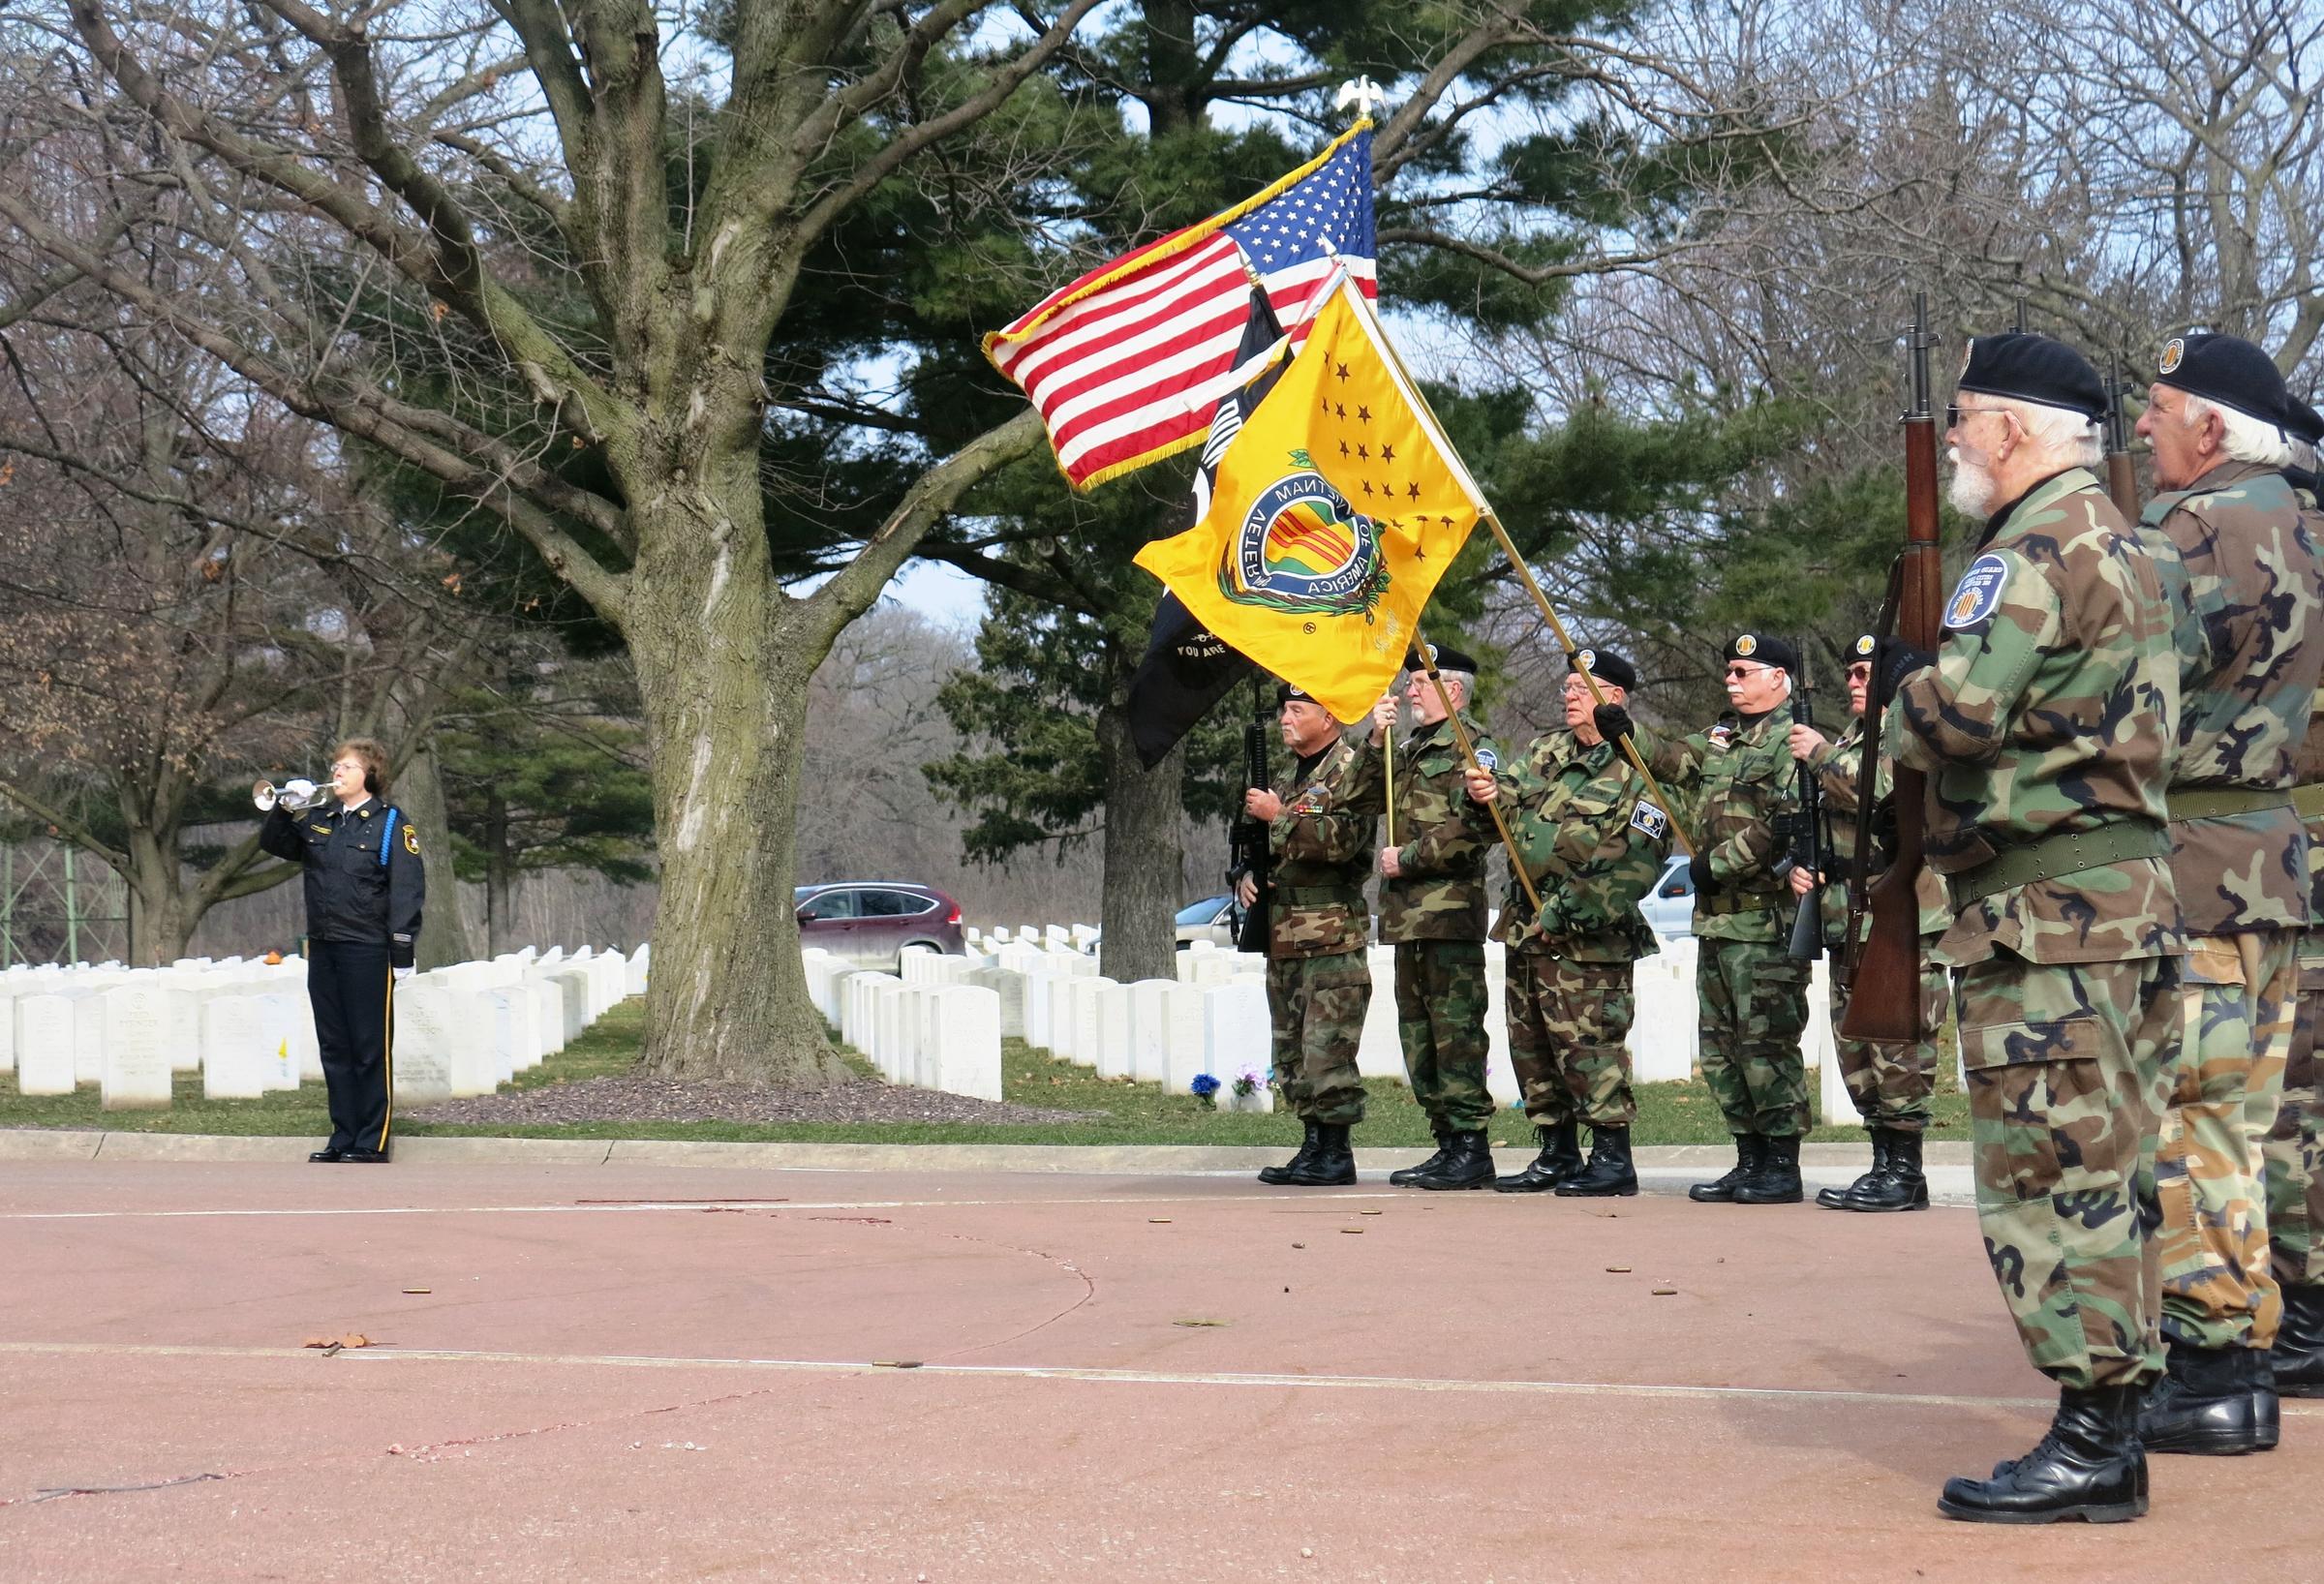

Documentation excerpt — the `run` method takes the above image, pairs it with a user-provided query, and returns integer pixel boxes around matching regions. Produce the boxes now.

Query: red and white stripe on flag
[984,125,1377,491]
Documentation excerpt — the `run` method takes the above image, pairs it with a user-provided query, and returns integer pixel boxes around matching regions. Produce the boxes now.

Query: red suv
[794,883,965,968]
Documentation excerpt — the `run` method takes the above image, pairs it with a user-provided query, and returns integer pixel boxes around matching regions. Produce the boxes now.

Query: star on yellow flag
[1132,276,1488,720]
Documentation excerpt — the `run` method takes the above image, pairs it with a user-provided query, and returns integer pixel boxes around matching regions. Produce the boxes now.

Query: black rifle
[1226,683,1272,952]
[1781,648,1830,960]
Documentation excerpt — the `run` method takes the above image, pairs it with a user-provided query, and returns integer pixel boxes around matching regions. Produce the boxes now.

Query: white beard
[1946,446,1996,518]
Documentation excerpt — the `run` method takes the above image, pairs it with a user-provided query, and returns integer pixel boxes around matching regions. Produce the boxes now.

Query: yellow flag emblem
[1133,277,1488,720]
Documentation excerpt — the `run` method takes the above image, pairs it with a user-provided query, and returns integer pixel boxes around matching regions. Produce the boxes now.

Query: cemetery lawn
[0,999,1969,1146]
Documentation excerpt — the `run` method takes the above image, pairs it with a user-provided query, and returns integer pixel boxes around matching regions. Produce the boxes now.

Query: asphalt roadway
[2,1154,2318,1582]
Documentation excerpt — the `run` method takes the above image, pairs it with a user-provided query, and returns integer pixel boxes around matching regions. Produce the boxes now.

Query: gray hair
[2182,394,2293,469]
[1434,668,1475,705]
[1997,399,2105,470]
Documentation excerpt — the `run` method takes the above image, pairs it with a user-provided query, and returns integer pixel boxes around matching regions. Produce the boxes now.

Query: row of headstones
[805,948,1003,1101]
[964,925,1101,953]
[2,943,649,1111]
[879,931,1852,1122]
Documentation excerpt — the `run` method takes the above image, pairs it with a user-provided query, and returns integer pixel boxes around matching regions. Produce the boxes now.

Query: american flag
[984,126,1377,491]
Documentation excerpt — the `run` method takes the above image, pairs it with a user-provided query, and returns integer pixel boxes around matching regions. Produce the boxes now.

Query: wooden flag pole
[1413,628,1541,913]
[1383,722,1396,847]
[1477,512,1696,858]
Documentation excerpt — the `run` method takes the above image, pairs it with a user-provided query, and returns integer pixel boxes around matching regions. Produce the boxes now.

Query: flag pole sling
[1413,629,1542,914]
[1478,513,1696,858]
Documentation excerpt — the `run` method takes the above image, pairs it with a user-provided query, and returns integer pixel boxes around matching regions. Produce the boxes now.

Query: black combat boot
[1734,1134,1803,1204]
[1817,1128,1885,1209]
[1411,1130,1495,1190]
[1845,1127,1929,1212]
[1391,1129,1451,1187]
[1494,1121,1581,1194]
[1689,1134,1763,1203]
[1556,1125,1637,1198]
[1276,1123,1357,1187]
[2273,1284,2324,1399]
[1938,1385,2147,1524]
[2139,1344,2276,1455]
[1258,1119,1321,1185]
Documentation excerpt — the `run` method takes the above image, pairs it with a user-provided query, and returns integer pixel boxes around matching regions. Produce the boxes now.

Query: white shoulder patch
[1475,747,1498,773]
[1944,553,2012,631]
[1630,801,1668,838]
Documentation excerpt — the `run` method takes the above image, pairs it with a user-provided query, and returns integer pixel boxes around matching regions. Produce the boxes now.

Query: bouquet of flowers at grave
[1190,1073,1221,1109]
[1232,1069,1263,1098]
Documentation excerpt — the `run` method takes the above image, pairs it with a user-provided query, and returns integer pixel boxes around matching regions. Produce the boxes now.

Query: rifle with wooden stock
[1840,293,1942,1043]
[2103,353,2141,522]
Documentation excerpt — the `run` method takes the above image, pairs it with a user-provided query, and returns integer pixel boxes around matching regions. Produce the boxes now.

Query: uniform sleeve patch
[1475,747,1498,773]
[1630,801,1668,838]
[403,826,421,856]
[1944,554,2012,630]
[1707,724,1735,750]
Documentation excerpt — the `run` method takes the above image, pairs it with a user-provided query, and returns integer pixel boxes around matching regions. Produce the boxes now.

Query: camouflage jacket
[1339,715,1496,942]
[1492,729,1668,961]
[1804,712,1953,940]
[2299,691,2324,962]
[2137,459,2324,935]
[1264,733,1374,960]
[1634,703,1800,943]
[1895,466,2182,966]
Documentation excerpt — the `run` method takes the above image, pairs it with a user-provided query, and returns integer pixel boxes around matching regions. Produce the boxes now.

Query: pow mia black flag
[1124,286,1289,769]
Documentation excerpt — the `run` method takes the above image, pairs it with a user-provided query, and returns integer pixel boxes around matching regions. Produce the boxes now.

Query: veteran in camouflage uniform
[1602,632,1811,1205]
[1789,634,1947,1212]
[2266,398,2324,1400]
[1473,647,1670,1198]
[1340,645,1500,1190]
[1239,684,1375,1188]
[1889,332,2181,1524]
[2126,335,2324,1456]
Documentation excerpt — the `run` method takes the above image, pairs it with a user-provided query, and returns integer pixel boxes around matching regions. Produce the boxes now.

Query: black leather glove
[1593,703,1635,744]
[1688,849,1714,892]
[389,935,415,971]
[1874,636,1935,704]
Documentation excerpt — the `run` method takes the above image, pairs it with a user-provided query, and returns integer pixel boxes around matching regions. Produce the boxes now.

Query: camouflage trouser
[1392,939,1493,1133]
[1824,947,1943,1131]
[2156,929,2299,1352]
[1697,938,1810,1138]
[1505,948,1636,1127]
[2265,952,2324,1292]
[1267,950,1371,1126]
[1958,954,2178,1390]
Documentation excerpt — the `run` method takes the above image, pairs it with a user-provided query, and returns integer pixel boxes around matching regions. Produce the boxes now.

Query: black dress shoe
[308,1149,346,1164]
[341,1147,392,1164]
[1939,1385,2148,1524]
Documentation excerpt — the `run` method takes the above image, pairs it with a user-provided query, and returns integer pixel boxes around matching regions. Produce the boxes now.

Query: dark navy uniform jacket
[259,796,426,962]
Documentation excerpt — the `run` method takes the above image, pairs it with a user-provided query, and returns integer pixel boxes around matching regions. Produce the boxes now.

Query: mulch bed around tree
[409,1076,1093,1128]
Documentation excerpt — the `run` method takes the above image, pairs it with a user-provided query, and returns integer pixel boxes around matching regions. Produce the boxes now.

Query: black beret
[2156,333,2289,429]
[1851,633,1877,660]
[1728,632,1799,672]
[1406,641,1479,675]
[1570,647,1636,690]
[1955,332,2107,422]
[2284,394,2323,447]
[1274,681,1312,706]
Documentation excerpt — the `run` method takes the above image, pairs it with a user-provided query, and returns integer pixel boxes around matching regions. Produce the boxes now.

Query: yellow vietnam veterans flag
[1132,276,1488,721]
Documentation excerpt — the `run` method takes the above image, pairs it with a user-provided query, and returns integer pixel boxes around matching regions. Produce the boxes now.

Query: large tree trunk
[122,836,199,966]
[1094,702,1184,983]
[626,482,845,1085]
[392,739,476,968]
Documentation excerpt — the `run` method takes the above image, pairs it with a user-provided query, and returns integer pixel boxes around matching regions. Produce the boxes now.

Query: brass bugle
[252,777,325,813]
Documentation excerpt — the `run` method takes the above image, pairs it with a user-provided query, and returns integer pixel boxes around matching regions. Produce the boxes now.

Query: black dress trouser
[309,939,394,1153]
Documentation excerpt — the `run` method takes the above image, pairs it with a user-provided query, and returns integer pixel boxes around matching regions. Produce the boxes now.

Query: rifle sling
[1944,820,2169,908]
[2167,786,2295,821]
